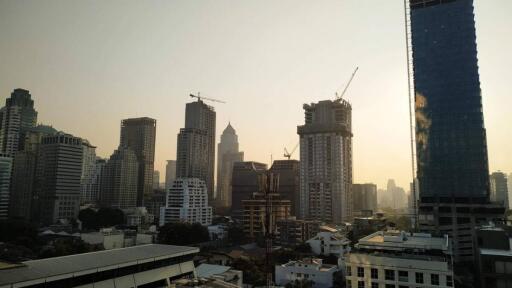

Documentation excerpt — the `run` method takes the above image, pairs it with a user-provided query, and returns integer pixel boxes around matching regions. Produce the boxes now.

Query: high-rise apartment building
[490,172,509,210]
[297,99,353,223]
[216,123,244,208]
[80,140,97,204]
[386,179,407,210]
[0,155,12,220]
[159,178,212,226]
[409,0,505,262]
[176,100,216,200]
[352,183,377,216]
[165,160,176,191]
[120,117,156,206]
[270,160,300,217]
[231,161,267,219]
[0,89,37,157]
[100,148,139,209]
[36,133,83,225]
[153,170,160,189]
[9,125,57,221]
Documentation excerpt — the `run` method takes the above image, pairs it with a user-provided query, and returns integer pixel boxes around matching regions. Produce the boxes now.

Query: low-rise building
[275,217,321,247]
[275,258,339,288]
[0,244,198,288]
[196,263,243,287]
[80,228,125,250]
[345,230,454,288]
[475,225,512,288]
[307,231,350,257]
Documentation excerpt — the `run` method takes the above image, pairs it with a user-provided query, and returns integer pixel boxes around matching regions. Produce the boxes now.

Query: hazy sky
[1,0,510,190]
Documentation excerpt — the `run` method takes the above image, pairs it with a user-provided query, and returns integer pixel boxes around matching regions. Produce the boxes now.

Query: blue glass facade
[411,0,489,203]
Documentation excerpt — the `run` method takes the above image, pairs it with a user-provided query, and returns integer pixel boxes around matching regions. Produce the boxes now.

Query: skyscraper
[153,170,160,189]
[100,148,139,209]
[216,123,244,208]
[165,160,176,191]
[80,140,97,204]
[176,100,216,200]
[231,161,267,219]
[120,117,156,206]
[490,172,509,210]
[409,0,505,262]
[36,133,83,225]
[297,99,353,223]
[0,155,12,220]
[9,125,57,221]
[269,159,300,217]
[386,179,407,210]
[0,89,37,156]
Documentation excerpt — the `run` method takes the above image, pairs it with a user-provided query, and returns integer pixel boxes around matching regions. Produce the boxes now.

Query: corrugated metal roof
[0,244,198,286]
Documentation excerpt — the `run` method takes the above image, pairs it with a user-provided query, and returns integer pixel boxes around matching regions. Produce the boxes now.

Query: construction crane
[283,142,299,160]
[189,92,226,104]
[335,66,359,102]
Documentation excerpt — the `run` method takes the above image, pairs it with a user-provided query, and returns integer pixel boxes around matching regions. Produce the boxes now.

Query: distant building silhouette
[100,148,139,209]
[216,123,243,208]
[153,170,160,189]
[352,183,377,216]
[120,117,156,206]
[297,99,353,223]
[36,133,83,225]
[386,179,407,210]
[231,161,267,219]
[270,159,300,217]
[0,155,12,220]
[165,160,176,191]
[490,172,509,210]
[80,140,97,204]
[176,100,216,201]
[0,89,37,156]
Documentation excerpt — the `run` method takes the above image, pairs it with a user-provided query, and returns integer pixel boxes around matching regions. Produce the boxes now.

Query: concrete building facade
[0,89,37,157]
[297,99,353,223]
[216,123,243,208]
[160,178,212,226]
[490,171,509,210]
[100,148,139,209]
[352,183,377,216]
[79,140,97,204]
[275,258,339,288]
[120,117,156,206]
[0,155,12,220]
[242,192,291,238]
[165,160,176,191]
[230,161,268,219]
[270,159,300,217]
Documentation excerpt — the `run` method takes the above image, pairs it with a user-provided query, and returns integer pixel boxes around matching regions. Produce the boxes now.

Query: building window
[398,271,408,282]
[358,267,365,277]
[358,281,365,288]
[371,283,379,288]
[371,268,378,279]
[347,266,352,276]
[385,269,395,281]
[431,274,439,286]
[415,272,424,284]
[347,280,352,287]
[446,275,453,287]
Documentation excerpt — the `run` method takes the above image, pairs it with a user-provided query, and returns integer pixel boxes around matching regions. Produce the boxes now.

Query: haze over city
[1,0,511,189]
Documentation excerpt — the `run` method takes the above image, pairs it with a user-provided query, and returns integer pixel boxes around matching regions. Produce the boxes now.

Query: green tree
[78,208,125,230]
[158,222,209,245]
[227,225,247,245]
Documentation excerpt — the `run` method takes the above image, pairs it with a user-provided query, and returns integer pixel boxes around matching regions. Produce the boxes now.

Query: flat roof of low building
[357,231,449,252]
[196,264,232,278]
[0,244,198,286]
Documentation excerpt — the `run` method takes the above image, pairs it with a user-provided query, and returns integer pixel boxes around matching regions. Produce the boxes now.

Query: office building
[242,192,291,238]
[79,140,97,204]
[120,117,156,206]
[36,133,83,225]
[345,230,454,288]
[100,148,139,209]
[176,100,216,200]
[275,258,339,288]
[297,99,353,223]
[159,178,212,226]
[352,183,377,216]
[409,0,506,262]
[475,225,512,288]
[231,161,267,219]
[490,171,509,209]
[8,125,56,220]
[165,160,176,191]
[153,170,160,189]
[216,123,244,208]
[0,155,12,220]
[0,244,198,288]
[270,159,300,216]
[0,88,37,156]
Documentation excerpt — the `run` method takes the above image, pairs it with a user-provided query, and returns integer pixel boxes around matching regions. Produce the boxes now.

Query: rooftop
[357,230,449,253]
[0,244,198,286]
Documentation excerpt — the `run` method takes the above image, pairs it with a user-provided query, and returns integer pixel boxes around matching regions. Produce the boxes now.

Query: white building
[275,258,339,288]
[297,99,353,223]
[345,230,454,288]
[0,155,12,220]
[307,231,351,257]
[160,178,212,226]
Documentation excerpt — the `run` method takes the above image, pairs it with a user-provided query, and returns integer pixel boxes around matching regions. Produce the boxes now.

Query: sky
[0,0,511,190]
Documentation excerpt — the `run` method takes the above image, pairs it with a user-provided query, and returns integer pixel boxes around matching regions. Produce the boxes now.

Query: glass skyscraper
[411,0,489,203]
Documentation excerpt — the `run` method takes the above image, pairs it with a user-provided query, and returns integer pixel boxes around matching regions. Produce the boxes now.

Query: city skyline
[1,1,511,189]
